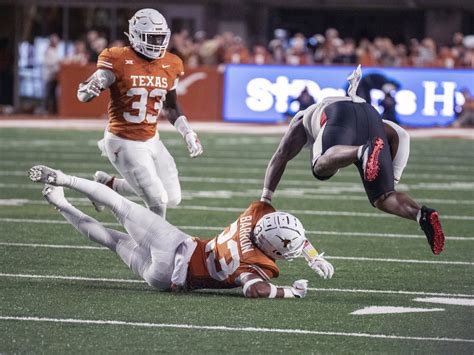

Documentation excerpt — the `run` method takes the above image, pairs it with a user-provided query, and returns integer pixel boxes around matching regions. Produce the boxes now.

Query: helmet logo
[276,235,292,248]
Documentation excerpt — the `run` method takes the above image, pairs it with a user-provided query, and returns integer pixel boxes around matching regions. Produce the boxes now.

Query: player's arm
[165,89,203,158]
[261,112,307,203]
[301,239,334,279]
[383,120,410,184]
[77,69,116,103]
[240,273,308,299]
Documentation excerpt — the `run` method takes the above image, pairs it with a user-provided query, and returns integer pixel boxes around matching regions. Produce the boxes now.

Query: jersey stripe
[97,60,113,68]
[249,265,270,280]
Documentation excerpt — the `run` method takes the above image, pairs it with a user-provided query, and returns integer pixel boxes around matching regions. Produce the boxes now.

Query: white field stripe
[180,205,474,221]
[2,272,473,298]
[325,256,473,266]
[0,273,141,283]
[308,287,474,298]
[1,157,473,173]
[2,167,473,183]
[2,149,473,168]
[0,242,471,266]
[4,178,474,193]
[0,218,472,240]
[1,316,473,343]
[2,191,474,207]
[0,242,106,250]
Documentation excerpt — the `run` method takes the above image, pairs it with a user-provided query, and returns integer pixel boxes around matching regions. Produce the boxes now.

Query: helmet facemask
[125,9,170,60]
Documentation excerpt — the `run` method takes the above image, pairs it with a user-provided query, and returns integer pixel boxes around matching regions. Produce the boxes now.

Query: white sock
[416,209,422,223]
[357,145,364,160]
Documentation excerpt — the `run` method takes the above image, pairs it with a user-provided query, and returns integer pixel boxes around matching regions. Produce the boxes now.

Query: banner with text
[223,64,474,126]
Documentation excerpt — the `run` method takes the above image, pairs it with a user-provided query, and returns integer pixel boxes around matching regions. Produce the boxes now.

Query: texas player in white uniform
[29,165,334,298]
[77,9,203,218]
[261,66,444,255]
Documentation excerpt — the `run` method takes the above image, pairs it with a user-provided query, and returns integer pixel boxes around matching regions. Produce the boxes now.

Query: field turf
[0,127,473,353]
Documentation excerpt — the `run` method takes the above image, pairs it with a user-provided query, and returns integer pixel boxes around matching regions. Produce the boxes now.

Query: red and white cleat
[360,137,384,182]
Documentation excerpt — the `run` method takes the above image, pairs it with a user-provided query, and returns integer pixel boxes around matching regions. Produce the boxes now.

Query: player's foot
[419,206,445,255]
[359,137,384,182]
[42,184,68,209]
[29,165,66,185]
[91,171,115,212]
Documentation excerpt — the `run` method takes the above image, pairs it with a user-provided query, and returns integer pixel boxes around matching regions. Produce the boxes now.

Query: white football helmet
[125,8,170,59]
[253,212,306,260]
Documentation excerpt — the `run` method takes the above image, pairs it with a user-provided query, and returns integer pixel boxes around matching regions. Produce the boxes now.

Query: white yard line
[1,156,474,173]
[0,315,472,343]
[0,218,471,240]
[2,272,472,298]
[1,315,473,343]
[1,242,472,265]
[325,256,473,266]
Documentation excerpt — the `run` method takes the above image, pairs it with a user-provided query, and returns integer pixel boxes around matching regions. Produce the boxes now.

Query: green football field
[0,127,473,353]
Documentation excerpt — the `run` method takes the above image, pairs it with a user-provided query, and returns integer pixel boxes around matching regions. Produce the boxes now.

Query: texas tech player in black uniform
[261,66,444,255]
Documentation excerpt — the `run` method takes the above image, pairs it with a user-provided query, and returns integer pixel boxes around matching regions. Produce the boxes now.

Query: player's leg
[312,125,359,178]
[30,165,191,248]
[383,120,410,183]
[153,139,182,208]
[358,107,444,254]
[104,134,168,217]
[312,102,360,179]
[42,184,157,279]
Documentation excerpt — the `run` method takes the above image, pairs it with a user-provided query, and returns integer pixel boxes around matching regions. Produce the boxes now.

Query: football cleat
[419,206,445,255]
[29,165,63,185]
[360,137,384,182]
[42,184,67,209]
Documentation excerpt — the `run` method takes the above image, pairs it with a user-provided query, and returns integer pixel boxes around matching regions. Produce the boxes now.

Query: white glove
[290,279,308,298]
[78,78,103,98]
[184,131,203,158]
[308,252,334,279]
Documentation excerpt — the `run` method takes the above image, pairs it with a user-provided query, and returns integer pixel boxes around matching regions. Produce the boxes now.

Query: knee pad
[131,166,168,205]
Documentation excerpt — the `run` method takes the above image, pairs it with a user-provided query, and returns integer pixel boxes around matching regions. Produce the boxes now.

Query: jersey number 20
[123,87,167,124]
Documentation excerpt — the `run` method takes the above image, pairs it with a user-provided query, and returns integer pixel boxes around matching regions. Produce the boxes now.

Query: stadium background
[0,0,473,353]
[0,0,473,126]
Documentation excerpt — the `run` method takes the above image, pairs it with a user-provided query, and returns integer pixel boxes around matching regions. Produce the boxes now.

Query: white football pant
[57,174,191,289]
[102,131,182,217]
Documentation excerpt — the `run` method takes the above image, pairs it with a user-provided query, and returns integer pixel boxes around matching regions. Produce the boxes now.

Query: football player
[29,165,334,298]
[77,9,203,218]
[261,66,444,255]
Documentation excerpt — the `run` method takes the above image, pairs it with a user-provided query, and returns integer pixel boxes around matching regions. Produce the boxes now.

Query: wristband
[268,284,277,298]
[283,288,295,298]
[174,115,192,138]
[261,188,274,203]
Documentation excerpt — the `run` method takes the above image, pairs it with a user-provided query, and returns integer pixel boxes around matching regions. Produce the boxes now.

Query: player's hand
[308,252,334,279]
[79,78,103,97]
[290,279,308,298]
[185,131,203,158]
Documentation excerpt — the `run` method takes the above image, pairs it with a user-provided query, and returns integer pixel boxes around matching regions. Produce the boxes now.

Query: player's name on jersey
[239,215,255,254]
[130,75,169,89]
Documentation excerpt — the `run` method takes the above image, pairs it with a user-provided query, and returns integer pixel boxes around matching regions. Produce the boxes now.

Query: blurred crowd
[57,28,474,69]
[166,28,474,69]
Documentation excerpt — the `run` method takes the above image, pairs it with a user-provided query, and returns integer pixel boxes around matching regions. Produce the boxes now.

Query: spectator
[63,40,89,65]
[89,37,107,63]
[43,33,61,114]
[250,45,273,65]
[452,89,474,127]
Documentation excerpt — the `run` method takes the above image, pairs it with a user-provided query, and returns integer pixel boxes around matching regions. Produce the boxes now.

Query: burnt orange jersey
[187,201,280,290]
[97,47,184,141]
